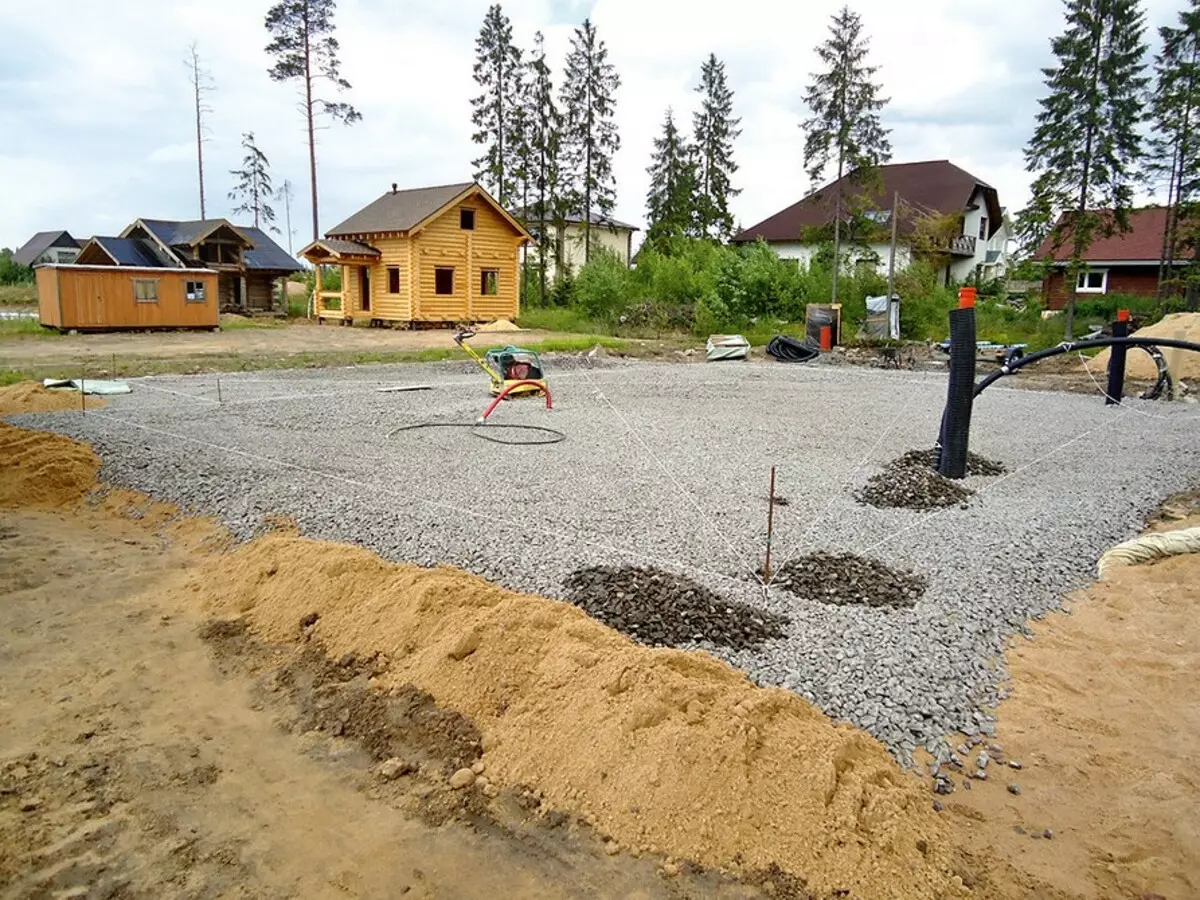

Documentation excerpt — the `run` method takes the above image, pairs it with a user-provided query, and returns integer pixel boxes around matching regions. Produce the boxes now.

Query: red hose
[478,380,552,422]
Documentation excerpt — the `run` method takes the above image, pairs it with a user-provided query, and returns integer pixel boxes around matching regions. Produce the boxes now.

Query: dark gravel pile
[563,565,788,650]
[856,450,980,510]
[898,448,1008,477]
[776,552,928,609]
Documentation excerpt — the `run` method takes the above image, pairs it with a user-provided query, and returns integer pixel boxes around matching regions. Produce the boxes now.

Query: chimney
[391,183,397,194]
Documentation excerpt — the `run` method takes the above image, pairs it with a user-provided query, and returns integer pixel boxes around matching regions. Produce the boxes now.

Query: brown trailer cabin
[36,264,218,331]
[302,181,532,326]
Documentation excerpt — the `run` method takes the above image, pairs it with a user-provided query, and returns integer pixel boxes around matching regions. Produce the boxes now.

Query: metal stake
[763,466,776,583]
[80,363,86,414]
[216,375,222,404]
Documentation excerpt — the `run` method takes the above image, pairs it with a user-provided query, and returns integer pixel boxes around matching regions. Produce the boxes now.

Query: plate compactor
[453,328,548,399]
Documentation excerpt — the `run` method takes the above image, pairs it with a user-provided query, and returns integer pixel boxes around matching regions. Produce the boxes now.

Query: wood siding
[37,267,218,330]
[1044,266,1161,310]
[411,199,521,322]
[246,273,278,311]
[36,267,62,327]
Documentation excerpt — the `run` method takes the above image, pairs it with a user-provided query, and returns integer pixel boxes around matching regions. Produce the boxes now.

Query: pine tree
[559,18,621,263]
[1018,0,1149,338]
[801,5,891,304]
[693,54,741,241]
[229,132,278,232]
[645,109,700,248]
[1148,0,1200,308]
[264,0,361,240]
[185,43,215,220]
[523,31,563,301]
[470,5,523,205]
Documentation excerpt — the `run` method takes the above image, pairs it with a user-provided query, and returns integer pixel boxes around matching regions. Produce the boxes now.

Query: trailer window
[185,280,206,302]
[435,267,454,295]
[133,279,159,303]
[480,269,499,295]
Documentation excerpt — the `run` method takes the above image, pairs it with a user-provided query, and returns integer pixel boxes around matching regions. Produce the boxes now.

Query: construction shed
[36,264,218,331]
[300,181,532,326]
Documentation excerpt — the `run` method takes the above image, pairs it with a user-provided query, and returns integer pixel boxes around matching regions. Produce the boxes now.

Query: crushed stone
[776,553,928,609]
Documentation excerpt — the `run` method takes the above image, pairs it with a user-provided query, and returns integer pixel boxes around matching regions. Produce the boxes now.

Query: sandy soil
[943,505,1200,899]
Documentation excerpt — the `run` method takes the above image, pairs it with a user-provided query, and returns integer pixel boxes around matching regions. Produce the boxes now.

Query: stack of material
[705,334,751,361]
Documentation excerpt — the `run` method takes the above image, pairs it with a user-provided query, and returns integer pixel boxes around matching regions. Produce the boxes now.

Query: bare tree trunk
[189,45,207,219]
[831,153,844,304]
[303,8,319,240]
[1067,24,1105,342]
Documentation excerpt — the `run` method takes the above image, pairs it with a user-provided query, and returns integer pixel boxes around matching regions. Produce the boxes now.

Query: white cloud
[0,0,1184,250]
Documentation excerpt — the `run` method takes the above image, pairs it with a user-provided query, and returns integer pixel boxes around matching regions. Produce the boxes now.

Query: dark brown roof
[1033,207,1168,263]
[327,182,475,237]
[732,160,1001,243]
[299,238,381,259]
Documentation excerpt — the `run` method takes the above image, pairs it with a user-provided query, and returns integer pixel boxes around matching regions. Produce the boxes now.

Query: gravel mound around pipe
[776,553,928,609]
[562,565,788,649]
[193,532,970,899]
[15,361,1200,768]
[857,458,975,510]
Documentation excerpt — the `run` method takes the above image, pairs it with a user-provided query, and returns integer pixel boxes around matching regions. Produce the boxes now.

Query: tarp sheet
[705,334,751,361]
[44,378,132,395]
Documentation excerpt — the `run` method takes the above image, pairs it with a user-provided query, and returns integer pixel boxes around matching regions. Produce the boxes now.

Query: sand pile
[0,423,99,508]
[1086,312,1200,381]
[0,381,104,415]
[196,534,969,898]
[475,318,521,333]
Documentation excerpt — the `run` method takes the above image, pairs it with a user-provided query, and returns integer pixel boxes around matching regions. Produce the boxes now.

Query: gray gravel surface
[12,357,1200,767]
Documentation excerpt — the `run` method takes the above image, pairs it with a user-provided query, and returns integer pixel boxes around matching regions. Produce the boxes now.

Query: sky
[0,0,1187,254]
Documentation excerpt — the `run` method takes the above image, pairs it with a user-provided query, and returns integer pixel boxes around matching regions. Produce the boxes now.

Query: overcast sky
[0,0,1185,253]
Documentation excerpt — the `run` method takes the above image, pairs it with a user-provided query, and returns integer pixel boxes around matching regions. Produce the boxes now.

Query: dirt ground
[2,396,1198,899]
[0,320,590,375]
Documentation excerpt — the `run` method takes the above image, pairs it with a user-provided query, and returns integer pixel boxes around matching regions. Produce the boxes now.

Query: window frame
[434,267,454,296]
[133,278,159,303]
[184,280,207,303]
[387,266,401,294]
[480,268,499,296]
[460,208,476,231]
[1075,268,1108,294]
[978,216,989,240]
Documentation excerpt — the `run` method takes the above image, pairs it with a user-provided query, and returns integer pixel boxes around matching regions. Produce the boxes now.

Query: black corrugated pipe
[973,337,1200,397]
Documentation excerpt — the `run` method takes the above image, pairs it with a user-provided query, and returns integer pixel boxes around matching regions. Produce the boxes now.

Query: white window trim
[1075,268,1108,294]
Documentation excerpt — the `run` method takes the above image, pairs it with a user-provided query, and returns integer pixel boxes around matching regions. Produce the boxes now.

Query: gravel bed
[563,564,788,649]
[13,359,1200,771]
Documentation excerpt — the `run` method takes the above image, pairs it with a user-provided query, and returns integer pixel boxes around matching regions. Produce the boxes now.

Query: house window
[133,279,159,303]
[387,266,401,294]
[460,208,476,230]
[480,269,499,295]
[1076,268,1108,293]
[435,267,454,295]
[978,217,989,240]
[185,280,206,302]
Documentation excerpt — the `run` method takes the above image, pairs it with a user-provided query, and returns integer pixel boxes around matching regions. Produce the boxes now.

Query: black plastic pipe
[974,337,1200,397]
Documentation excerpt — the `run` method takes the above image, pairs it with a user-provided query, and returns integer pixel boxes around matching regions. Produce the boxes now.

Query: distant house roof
[13,230,80,266]
[82,236,166,268]
[118,218,301,272]
[1033,207,1168,263]
[732,160,1002,244]
[328,182,476,236]
[514,208,639,232]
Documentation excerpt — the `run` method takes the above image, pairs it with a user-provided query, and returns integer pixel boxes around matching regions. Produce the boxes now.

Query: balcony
[948,234,978,257]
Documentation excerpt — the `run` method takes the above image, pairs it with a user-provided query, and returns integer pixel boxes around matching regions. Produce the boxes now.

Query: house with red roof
[731,160,1011,285]
[1033,207,1172,309]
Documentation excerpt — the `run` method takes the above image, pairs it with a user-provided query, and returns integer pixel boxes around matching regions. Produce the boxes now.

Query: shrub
[574,249,632,321]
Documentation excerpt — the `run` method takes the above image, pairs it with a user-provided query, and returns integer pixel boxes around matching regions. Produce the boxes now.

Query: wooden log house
[301,182,532,326]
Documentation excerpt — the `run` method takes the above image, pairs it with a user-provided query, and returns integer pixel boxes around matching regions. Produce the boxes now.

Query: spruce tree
[693,54,741,241]
[559,18,621,263]
[1018,0,1149,338]
[1148,0,1200,307]
[802,5,891,304]
[645,108,700,248]
[264,0,361,240]
[470,4,523,206]
[523,31,563,302]
[228,132,278,232]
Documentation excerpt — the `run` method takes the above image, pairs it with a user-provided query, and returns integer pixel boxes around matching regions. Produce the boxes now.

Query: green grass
[516,306,608,334]
[0,317,58,337]
[219,316,281,331]
[0,284,38,306]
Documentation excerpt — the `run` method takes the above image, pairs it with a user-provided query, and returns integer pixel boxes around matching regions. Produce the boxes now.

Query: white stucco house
[731,160,1012,285]
[518,210,638,278]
